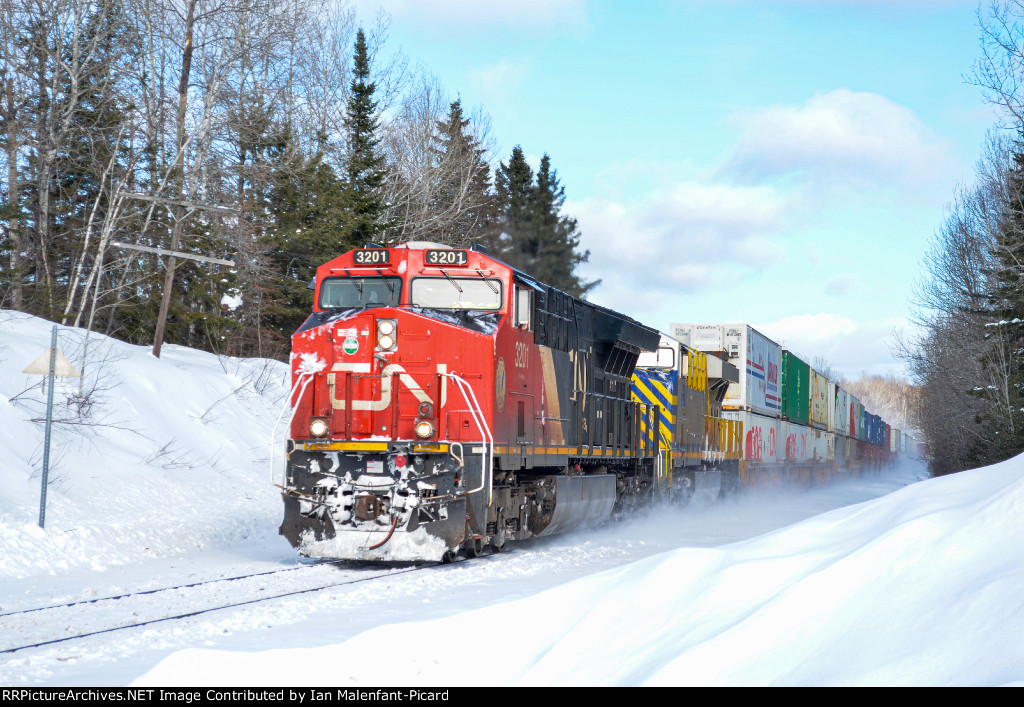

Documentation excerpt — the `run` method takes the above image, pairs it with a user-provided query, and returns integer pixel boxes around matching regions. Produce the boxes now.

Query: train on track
[275,242,918,562]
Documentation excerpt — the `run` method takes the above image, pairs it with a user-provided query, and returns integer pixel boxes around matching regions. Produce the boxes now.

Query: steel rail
[1,564,435,655]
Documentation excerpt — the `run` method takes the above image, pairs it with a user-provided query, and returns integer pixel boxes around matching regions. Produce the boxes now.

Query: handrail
[445,372,494,506]
[270,371,316,490]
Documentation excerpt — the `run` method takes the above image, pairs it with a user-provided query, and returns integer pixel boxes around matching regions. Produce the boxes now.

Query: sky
[348,0,1000,379]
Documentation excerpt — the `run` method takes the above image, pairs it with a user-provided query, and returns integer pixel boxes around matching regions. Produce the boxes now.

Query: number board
[425,249,469,266]
[353,249,389,265]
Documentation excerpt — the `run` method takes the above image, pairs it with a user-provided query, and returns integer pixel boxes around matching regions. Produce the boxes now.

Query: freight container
[781,420,833,463]
[723,410,781,464]
[671,323,782,417]
[835,433,850,469]
[781,350,810,425]
[891,428,901,454]
[782,420,811,462]
[810,368,830,430]
[847,395,859,439]
[826,381,836,432]
[834,387,850,436]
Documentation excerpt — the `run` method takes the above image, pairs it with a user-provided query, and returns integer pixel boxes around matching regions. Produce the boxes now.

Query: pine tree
[425,99,495,246]
[527,155,598,298]
[341,29,389,245]
[493,146,534,267]
[263,130,352,341]
[494,148,597,298]
[20,0,138,319]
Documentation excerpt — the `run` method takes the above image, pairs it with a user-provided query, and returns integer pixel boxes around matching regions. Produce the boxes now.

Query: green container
[781,351,810,425]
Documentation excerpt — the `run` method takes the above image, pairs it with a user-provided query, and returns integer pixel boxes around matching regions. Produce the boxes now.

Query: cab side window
[515,286,532,330]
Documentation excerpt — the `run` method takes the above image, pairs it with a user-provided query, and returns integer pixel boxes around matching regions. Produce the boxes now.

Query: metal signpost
[23,325,81,528]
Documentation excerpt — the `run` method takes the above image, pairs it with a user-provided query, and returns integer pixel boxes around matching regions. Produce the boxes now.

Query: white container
[672,322,782,417]
[723,410,781,463]
[834,387,850,436]
[782,421,833,463]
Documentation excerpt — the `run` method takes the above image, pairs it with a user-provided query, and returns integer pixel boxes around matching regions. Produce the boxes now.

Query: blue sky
[352,0,997,378]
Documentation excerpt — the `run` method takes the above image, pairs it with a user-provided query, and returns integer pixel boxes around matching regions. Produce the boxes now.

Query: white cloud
[350,0,589,29]
[720,89,958,192]
[761,313,859,346]
[569,181,791,312]
[757,314,907,379]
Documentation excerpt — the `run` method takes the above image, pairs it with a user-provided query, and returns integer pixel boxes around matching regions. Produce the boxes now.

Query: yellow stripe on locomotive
[631,367,677,450]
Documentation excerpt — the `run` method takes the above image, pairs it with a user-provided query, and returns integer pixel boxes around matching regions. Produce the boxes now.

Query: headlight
[309,418,329,437]
[414,420,435,439]
[377,319,397,351]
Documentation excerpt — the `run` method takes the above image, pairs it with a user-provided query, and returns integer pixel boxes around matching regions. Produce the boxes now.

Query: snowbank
[138,457,1024,686]
[0,311,290,579]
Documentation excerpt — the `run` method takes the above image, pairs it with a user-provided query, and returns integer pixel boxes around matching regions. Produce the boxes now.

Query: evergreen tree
[425,99,495,246]
[341,29,389,245]
[493,146,533,265]
[527,155,598,298]
[17,0,138,319]
[263,130,352,341]
[494,148,597,298]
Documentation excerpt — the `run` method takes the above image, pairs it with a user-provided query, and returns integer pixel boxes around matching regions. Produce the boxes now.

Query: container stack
[671,321,900,481]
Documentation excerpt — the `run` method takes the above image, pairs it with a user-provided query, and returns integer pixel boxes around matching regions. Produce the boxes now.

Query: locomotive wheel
[463,537,484,558]
[489,530,507,553]
[441,549,458,564]
[671,474,694,507]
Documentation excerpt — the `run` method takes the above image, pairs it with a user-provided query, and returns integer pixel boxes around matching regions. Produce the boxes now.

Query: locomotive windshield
[410,277,503,310]
[319,276,402,309]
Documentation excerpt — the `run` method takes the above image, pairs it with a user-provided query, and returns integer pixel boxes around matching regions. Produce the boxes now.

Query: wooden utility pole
[152,204,185,358]
[120,193,238,358]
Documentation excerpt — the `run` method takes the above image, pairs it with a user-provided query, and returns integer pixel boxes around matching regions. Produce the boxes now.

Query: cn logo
[326,362,448,410]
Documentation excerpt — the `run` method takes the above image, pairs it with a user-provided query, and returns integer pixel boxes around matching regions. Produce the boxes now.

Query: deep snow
[1,311,1021,686]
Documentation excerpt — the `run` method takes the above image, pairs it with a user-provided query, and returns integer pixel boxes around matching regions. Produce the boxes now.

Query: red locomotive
[277,242,663,562]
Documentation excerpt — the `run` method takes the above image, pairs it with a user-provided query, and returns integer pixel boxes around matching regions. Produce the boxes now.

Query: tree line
[904,1,1024,474]
[0,0,595,360]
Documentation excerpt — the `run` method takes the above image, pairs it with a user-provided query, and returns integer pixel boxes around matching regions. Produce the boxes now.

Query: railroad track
[0,560,435,655]
[0,558,350,619]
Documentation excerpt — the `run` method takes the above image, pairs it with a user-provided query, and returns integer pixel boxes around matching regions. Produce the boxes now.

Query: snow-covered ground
[1,311,1021,686]
[0,311,289,580]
